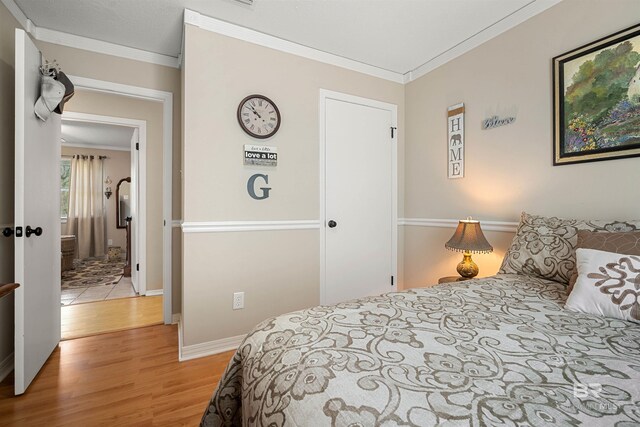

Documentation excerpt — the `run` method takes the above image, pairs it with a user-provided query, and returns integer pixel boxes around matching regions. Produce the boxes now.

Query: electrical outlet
[233,292,244,310]
[108,239,113,246]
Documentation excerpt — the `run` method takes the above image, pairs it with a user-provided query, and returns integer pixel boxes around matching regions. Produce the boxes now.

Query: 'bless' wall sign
[482,115,516,130]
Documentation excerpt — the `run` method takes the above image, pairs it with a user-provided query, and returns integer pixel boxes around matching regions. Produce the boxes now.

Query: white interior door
[130,128,139,293]
[322,92,397,305]
[14,29,61,395]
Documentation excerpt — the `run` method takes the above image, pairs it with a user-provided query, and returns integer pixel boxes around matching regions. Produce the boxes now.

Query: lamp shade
[445,219,493,254]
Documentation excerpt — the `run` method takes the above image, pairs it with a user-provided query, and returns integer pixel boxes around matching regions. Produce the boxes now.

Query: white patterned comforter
[201,274,640,426]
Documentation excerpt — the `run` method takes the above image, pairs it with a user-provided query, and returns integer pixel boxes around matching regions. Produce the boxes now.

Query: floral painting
[554,24,640,165]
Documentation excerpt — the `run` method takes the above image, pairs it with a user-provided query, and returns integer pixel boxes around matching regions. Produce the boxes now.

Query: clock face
[237,95,281,139]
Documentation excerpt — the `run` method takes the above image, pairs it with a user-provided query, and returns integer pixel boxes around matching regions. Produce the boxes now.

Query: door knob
[2,227,13,237]
[25,226,43,237]
[328,220,337,228]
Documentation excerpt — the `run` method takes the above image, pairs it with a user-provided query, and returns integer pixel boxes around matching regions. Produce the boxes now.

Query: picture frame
[553,23,640,165]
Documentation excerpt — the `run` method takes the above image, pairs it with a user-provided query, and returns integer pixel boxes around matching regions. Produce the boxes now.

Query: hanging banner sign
[447,103,464,179]
[244,144,278,166]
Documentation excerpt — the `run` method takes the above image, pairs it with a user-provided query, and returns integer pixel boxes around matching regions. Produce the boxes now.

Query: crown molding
[403,0,562,83]
[0,0,31,31]
[183,9,405,84]
[34,27,180,68]
[4,0,560,81]
[1,0,179,68]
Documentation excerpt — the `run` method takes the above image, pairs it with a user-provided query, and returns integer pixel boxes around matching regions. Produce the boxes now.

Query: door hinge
[390,127,397,139]
[136,263,140,271]
[391,276,395,286]
[164,220,166,226]
[136,142,140,150]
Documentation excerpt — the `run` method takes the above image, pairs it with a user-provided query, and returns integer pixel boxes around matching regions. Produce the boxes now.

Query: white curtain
[65,155,106,259]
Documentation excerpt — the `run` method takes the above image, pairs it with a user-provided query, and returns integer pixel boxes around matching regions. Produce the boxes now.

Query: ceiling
[61,120,134,151]
[12,0,554,75]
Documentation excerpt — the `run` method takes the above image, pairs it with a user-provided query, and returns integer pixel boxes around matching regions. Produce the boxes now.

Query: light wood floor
[61,295,163,340]
[0,325,235,426]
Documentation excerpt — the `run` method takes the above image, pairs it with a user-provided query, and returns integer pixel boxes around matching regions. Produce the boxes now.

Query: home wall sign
[447,103,465,179]
[244,144,278,166]
[247,173,271,200]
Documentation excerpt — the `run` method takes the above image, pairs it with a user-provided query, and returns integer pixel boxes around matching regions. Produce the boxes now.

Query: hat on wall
[34,75,65,121]
[53,71,74,114]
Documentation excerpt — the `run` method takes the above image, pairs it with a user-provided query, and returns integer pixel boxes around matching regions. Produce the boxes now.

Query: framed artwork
[553,23,640,165]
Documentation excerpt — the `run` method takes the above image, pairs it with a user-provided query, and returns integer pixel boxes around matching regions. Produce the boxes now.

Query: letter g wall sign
[247,173,271,200]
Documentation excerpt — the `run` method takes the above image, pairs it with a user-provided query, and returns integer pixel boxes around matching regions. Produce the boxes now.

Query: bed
[201,213,640,426]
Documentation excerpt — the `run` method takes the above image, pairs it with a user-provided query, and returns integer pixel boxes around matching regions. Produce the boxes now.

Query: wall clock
[237,94,281,139]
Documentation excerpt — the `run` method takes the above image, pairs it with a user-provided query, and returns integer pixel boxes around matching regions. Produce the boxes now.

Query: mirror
[116,177,131,229]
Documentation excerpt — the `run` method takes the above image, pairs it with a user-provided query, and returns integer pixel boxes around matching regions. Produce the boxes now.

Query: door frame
[318,89,398,305]
[61,111,147,295]
[68,76,173,325]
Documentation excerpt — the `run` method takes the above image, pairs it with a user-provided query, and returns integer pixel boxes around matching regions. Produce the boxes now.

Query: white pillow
[565,248,640,323]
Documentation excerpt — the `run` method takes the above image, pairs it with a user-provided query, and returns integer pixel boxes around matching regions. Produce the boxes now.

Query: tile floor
[61,277,137,306]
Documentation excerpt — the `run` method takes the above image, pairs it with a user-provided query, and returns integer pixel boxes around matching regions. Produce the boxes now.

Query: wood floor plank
[61,296,163,340]
[0,325,234,426]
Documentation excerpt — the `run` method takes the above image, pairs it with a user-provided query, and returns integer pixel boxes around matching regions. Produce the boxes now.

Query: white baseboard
[145,289,163,296]
[179,333,245,362]
[171,313,180,325]
[0,352,14,382]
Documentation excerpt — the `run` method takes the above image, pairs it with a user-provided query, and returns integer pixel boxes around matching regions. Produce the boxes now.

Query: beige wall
[60,146,131,251]
[64,90,163,291]
[0,1,19,372]
[403,0,640,288]
[182,25,405,345]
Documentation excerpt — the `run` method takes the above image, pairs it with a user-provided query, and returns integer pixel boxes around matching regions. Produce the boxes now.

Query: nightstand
[438,276,470,284]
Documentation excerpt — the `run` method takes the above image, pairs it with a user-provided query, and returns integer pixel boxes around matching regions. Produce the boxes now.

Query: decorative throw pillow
[499,212,640,285]
[567,230,640,293]
[565,248,640,323]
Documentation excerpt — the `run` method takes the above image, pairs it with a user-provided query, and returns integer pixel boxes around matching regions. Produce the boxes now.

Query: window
[60,159,71,219]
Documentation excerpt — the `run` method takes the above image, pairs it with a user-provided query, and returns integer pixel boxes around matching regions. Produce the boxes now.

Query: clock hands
[249,105,262,119]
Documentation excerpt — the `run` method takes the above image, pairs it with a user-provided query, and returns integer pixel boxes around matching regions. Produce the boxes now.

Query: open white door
[130,128,139,293]
[14,29,61,395]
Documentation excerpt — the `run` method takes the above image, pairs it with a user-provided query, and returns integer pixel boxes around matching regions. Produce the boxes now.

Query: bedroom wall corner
[181,24,404,349]
[34,41,183,311]
[402,0,640,288]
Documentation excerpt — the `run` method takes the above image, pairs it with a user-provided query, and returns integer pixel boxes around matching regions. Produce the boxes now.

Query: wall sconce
[104,176,113,199]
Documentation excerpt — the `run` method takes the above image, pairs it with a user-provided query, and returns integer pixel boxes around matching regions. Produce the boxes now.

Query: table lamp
[445,217,493,279]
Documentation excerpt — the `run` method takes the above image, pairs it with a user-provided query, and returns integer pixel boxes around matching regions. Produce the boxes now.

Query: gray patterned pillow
[499,212,640,285]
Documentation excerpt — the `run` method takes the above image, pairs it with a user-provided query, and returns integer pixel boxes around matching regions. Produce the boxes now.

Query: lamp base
[456,251,479,279]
